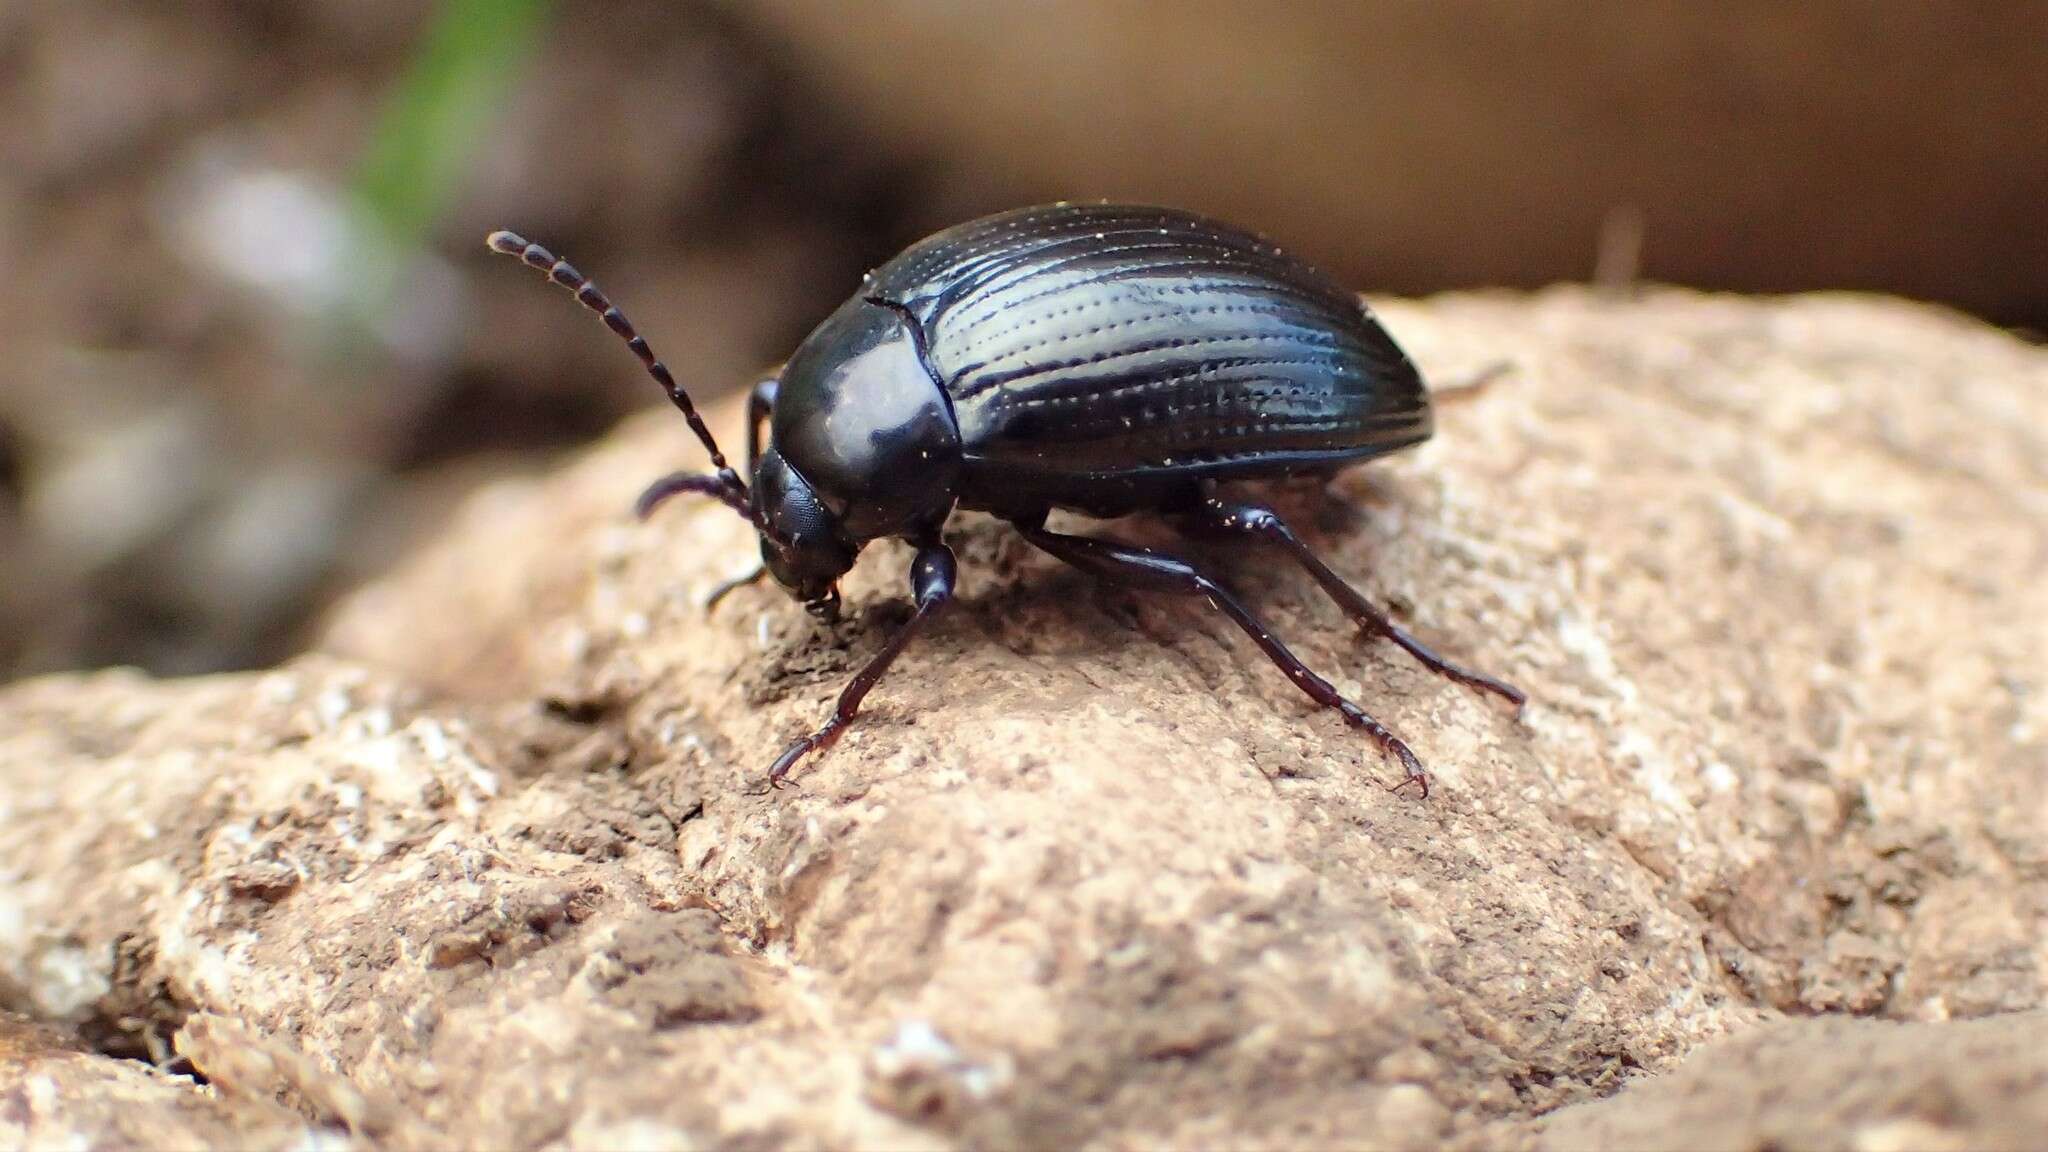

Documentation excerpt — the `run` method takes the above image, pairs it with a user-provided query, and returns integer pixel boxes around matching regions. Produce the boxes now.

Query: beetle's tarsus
[1334,699,1433,801]
[768,728,830,787]
[1387,768,1431,799]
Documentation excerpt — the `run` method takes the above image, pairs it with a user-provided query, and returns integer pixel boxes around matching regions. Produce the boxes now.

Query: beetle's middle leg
[1186,496,1524,715]
[743,373,779,475]
[1015,521,1429,795]
[766,539,956,787]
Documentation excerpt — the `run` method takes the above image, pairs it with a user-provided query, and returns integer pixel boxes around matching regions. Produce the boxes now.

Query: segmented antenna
[486,230,746,501]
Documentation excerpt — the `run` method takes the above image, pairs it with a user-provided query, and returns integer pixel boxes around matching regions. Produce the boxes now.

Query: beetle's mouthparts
[805,586,842,623]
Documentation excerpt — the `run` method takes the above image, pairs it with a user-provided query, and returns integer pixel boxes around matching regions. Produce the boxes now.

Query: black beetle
[488,202,1522,794]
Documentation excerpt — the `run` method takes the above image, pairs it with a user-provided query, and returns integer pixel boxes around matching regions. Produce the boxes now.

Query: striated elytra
[489,202,1524,795]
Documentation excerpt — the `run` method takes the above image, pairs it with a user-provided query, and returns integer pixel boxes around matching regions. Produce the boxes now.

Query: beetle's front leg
[703,565,768,610]
[767,540,956,787]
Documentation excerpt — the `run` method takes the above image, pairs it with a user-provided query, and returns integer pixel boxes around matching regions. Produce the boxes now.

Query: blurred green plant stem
[353,0,551,250]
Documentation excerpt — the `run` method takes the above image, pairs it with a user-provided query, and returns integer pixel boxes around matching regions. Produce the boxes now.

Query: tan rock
[0,1010,324,1149]
[1513,1012,2048,1152]
[2,289,2042,1147]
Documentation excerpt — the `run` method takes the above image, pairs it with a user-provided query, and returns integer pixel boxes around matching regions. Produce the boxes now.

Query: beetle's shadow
[725,473,1439,797]
[731,472,1410,718]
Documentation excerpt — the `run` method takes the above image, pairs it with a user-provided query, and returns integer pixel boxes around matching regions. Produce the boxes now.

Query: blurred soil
[1,288,2042,1148]
[0,0,909,678]
[743,0,2048,326]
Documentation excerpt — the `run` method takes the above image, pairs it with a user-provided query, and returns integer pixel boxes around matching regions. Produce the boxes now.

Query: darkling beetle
[487,202,1523,794]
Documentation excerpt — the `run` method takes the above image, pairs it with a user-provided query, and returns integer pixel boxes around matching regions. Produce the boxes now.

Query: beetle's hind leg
[1015,521,1430,796]
[1431,360,1515,405]
[1187,496,1524,715]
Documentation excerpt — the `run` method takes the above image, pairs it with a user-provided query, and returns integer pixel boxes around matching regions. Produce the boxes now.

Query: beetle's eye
[760,535,803,593]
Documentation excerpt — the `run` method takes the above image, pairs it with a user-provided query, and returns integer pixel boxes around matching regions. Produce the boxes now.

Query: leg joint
[1201,497,1284,538]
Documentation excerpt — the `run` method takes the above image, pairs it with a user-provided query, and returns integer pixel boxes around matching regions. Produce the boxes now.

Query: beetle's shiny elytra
[489,203,1523,795]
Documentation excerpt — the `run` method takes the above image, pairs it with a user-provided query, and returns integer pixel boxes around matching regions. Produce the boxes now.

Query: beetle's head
[752,447,857,620]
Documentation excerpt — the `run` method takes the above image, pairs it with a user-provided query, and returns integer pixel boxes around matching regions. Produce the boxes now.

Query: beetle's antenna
[486,230,747,502]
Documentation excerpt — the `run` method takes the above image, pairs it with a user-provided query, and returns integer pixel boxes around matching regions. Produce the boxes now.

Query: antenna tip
[486,230,526,254]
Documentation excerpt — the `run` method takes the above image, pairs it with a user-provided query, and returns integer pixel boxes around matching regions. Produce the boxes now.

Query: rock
[0,1010,324,1150]
[2,289,2043,1147]
[1509,1012,2048,1152]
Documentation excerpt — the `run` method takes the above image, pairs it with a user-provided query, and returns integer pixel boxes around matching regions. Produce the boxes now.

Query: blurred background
[1,0,2043,679]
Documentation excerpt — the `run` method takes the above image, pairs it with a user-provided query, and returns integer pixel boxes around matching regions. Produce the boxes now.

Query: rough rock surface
[1515,1013,2048,1152]
[2,288,2043,1148]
